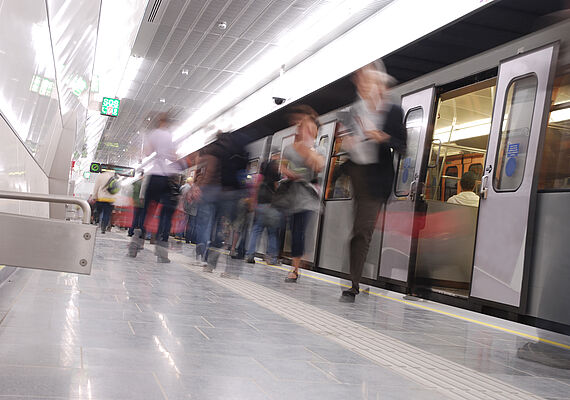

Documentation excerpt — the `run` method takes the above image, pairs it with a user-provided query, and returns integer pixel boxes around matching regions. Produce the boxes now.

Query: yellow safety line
[253,258,570,351]
[153,238,570,351]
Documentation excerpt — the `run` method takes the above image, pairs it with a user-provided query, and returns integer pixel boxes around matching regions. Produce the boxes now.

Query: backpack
[104,175,120,195]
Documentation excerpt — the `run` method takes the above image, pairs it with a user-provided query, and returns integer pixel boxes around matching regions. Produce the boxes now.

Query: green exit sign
[101,97,120,117]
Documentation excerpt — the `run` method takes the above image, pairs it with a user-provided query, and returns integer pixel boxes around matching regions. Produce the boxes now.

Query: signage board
[89,162,135,177]
[101,97,120,117]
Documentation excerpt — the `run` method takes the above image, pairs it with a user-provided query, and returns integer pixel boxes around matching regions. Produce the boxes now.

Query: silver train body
[235,20,570,331]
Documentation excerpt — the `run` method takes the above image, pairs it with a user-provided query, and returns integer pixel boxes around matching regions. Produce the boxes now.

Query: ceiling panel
[161,0,186,27]
[145,24,172,60]
[201,36,236,68]
[226,41,267,71]
[213,38,252,70]
[242,0,290,41]
[186,33,221,65]
[173,31,204,64]
[177,0,209,30]
[193,0,229,33]
[159,28,187,62]
[224,0,272,37]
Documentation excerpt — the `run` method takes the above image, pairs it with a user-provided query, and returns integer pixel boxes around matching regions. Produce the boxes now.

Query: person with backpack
[92,170,119,234]
[245,155,282,265]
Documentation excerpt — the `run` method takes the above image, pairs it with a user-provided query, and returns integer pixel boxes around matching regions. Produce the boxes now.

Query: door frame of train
[469,43,559,311]
[377,86,436,288]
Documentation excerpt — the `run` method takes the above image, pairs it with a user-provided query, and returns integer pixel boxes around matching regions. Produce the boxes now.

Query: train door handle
[409,179,418,201]
[480,174,489,199]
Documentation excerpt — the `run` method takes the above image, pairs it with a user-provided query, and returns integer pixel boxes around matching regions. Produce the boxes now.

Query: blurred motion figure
[338,61,406,302]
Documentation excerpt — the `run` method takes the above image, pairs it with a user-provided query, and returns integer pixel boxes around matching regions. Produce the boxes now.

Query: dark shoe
[157,256,171,263]
[245,256,255,264]
[339,291,356,303]
[101,230,106,234]
[268,258,280,266]
[284,270,298,283]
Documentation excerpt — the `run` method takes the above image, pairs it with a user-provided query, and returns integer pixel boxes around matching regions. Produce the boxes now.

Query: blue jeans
[128,207,144,236]
[246,205,279,258]
[96,201,113,231]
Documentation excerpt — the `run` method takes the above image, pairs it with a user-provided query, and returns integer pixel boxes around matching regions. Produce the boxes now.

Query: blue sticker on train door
[505,143,520,177]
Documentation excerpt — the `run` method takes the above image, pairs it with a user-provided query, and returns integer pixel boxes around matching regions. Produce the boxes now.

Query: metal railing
[0,191,91,224]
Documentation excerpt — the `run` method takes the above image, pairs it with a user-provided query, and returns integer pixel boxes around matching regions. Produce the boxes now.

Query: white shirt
[447,191,480,207]
[346,98,388,165]
[146,128,179,176]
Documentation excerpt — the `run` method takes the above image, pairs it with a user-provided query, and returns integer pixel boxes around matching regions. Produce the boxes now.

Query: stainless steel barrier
[0,191,96,275]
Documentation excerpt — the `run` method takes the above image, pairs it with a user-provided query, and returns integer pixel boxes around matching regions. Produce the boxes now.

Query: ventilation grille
[148,0,163,23]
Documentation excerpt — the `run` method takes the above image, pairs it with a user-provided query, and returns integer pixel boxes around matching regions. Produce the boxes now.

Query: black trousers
[346,162,387,291]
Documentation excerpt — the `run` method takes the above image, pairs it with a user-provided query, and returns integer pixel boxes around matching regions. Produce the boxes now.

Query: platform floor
[0,230,569,399]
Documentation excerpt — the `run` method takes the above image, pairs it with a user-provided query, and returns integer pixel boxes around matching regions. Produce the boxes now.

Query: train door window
[493,75,538,191]
[247,159,259,174]
[443,165,458,201]
[538,73,570,191]
[395,108,423,196]
[325,127,352,200]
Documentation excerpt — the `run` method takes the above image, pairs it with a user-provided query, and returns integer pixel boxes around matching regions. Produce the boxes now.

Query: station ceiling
[94,0,394,166]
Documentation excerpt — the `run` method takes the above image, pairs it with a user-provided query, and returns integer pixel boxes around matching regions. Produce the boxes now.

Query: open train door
[470,44,558,309]
[378,87,435,286]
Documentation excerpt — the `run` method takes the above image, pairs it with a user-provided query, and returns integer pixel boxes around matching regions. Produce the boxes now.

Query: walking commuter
[180,177,199,243]
[128,171,145,237]
[338,61,406,302]
[280,105,325,283]
[447,172,480,207]
[128,112,185,262]
[245,157,282,265]
[91,169,118,234]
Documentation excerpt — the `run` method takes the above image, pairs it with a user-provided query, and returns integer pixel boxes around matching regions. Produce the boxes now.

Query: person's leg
[99,202,111,232]
[246,212,264,261]
[347,197,382,294]
[287,211,309,281]
[184,214,192,243]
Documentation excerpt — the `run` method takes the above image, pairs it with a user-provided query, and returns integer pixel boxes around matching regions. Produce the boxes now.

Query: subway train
[121,18,568,333]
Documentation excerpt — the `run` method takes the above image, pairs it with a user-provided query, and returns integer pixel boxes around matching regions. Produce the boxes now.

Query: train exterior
[171,20,570,333]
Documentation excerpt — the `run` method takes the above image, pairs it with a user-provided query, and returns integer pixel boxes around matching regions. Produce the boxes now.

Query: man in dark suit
[339,61,407,302]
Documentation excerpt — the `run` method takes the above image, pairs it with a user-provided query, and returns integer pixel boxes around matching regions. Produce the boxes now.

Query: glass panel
[443,165,458,201]
[469,163,484,193]
[325,132,352,200]
[395,108,423,196]
[247,159,259,174]
[538,73,570,191]
[493,75,538,191]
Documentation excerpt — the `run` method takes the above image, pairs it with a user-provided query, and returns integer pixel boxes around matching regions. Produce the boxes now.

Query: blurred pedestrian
[129,112,185,262]
[91,170,118,234]
[338,61,406,302]
[128,171,145,238]
[280,105,325,283]
[245,155,282,265]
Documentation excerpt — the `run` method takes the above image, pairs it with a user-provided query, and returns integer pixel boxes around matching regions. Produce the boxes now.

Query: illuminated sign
[101,97,120,117]
[89,162,134,177]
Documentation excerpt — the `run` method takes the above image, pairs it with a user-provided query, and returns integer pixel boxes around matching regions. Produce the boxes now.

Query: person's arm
[292,142,325,173]
[92,175,102,199]
[139,175,149,202]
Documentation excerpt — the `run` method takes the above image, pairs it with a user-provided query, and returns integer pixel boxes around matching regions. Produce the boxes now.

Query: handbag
[271,180,294,211]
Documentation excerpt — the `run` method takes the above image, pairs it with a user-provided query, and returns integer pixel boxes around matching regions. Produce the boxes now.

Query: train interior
[413,79,496,298]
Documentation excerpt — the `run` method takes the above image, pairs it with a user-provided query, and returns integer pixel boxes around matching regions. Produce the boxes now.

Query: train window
[395,108,423,196]
[247,159,259,174]
[325,133,352,200]
[538,73,570,191]
[443,166,458,201]
[493,75,538,192]
[469,163,483,192]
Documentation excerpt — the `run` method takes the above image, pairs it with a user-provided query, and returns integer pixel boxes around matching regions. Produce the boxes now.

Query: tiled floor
[0,230,569,399]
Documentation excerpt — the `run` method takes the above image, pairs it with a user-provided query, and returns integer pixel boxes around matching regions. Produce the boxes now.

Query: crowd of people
[90,60,409,303]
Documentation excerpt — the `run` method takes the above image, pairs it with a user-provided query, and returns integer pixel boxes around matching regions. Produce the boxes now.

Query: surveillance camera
[273,97,286,105]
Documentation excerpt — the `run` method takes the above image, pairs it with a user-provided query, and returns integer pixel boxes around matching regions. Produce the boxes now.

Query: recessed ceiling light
[217,21,227,30]
[181,68,189,75]
[159,98,166,103]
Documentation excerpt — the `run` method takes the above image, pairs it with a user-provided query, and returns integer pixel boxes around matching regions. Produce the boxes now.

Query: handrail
[0,191,91,224]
